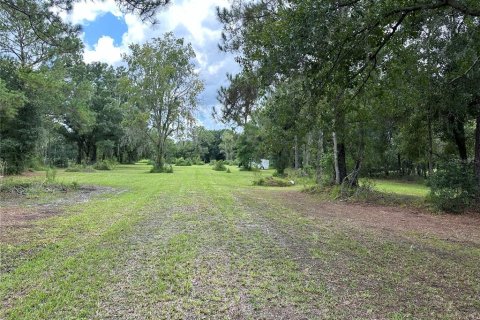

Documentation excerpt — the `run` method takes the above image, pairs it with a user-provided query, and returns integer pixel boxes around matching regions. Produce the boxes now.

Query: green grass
[1,164,478,319]
[369,179,429,197]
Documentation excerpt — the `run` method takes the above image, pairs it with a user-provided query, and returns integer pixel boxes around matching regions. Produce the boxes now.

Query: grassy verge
[368,179,429,197]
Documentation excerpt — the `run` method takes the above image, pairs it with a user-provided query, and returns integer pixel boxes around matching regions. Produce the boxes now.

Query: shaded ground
[273,191,480,244]
[1,165,479,319]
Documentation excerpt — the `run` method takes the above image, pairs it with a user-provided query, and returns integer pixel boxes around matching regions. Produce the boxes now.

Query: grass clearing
[369,179,429,197]
[1,165,478,319]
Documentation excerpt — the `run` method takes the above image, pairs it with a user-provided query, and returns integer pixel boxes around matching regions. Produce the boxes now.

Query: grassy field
[370,179,429,197]
[1,164,479,319]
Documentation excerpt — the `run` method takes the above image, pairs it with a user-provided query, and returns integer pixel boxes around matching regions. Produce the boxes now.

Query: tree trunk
[333,132,340,184]
[90,142,97,163]
[294,135,299,169]
[475,114,480,189]
[427,113,434,175]
[449,115,468,161]
[77,140,83,164]
[338,142,347,183]
[155,140,165,170]
[304,132,312,168]
[316,130,324,185]
[397,153,402,176]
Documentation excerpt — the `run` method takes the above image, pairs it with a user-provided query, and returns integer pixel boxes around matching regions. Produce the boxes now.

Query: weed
[45,167,57,183]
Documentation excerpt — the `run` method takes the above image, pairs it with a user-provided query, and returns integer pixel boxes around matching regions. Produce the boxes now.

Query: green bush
[93,160,116,170]
[0,178,79,195]
[192,157,204,165]
[226,168,231,173]
[253,176,293,187]
[427,160,478,213]
[175,157,192,166]
[212,160,227,171]
[150,164,174,173]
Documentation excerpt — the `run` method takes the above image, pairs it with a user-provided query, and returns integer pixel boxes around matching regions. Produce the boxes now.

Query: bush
[0,179,79,195]
[253,176,294,187]
[192,157,204,165]
[175,157,192,166]
[226,168,231,173]
[150,164,174,173]
[212,160,227,171]
[93,160,116,170]
[427,160,478,213]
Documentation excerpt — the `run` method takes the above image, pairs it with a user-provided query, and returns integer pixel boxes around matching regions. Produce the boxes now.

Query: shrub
[192,157,204,165]
[427,160,478,213]
[93,160,116,170]
[212,160,227,171]
[0,179,80,195]
[253,176,294,187]
[175,157,192,166]
[226,168,231,173]
[150,164,174,173]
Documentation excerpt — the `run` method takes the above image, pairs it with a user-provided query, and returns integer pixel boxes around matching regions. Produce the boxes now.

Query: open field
[1,164,479,319]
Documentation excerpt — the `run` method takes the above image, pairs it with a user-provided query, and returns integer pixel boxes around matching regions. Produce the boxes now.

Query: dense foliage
[215,0,480,211]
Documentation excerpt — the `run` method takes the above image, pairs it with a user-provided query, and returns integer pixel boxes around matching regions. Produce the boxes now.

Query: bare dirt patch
[0,186,114,243]
[265,190,480,244]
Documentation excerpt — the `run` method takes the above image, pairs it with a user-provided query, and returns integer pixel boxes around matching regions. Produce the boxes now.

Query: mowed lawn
[1,164,479,319]
[370,179,429,197]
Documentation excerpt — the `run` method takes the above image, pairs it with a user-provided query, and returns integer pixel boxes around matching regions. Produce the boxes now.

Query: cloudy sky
[60,0,239,129]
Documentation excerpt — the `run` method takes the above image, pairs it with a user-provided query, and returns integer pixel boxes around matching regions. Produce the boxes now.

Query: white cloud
[122,13,150,45]
[84,36,123,64]
[63,0,122,24]
[157,0,228,46]
[207,60,226,75]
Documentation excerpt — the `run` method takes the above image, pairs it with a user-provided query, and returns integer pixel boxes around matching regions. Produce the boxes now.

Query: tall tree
[122,33,203,171]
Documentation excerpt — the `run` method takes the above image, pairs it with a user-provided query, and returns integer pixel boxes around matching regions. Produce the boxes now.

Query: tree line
[215,0,480,211]
[0,0,216,174]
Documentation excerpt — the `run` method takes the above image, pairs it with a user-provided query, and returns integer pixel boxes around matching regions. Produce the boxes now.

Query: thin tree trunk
[77,140,83,164]
[427,112,434,175]
[316,130,324,185]
[475,114,480,189]
[304,132,312,168]
[294,135,299,169]
[338,142,347,183]
[397,153,402,176]
[156,139,165,170]
[333,132,340,184]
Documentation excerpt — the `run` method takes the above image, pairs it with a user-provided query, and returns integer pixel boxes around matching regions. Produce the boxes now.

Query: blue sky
[60,0,239,129]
